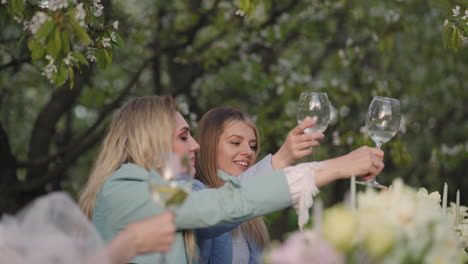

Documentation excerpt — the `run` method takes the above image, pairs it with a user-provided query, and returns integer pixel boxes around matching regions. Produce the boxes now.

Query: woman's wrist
[316,158,345,186]
[272,152,290,170]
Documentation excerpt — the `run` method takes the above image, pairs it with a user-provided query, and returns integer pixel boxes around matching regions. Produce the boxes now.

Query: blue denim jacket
[193,155,274,264]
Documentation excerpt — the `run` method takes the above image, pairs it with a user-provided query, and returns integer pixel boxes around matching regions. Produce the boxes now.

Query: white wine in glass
[149,152,193,263]
[297,92,331,159]
[297,92,331,134]
[357,96,401,188]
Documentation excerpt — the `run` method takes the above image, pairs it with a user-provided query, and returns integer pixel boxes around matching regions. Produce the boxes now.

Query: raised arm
[271,118,324,170]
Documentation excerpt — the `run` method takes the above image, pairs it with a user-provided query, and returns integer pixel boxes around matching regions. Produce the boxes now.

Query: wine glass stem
[376,142,382,149]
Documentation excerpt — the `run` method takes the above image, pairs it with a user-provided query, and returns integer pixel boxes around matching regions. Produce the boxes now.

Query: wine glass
[297,92,331,159]
[357,96,401,188]
[149,152,193,263]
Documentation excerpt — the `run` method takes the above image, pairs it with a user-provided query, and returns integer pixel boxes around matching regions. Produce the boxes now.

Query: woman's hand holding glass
[272,118,325,170]
[317,146,385,187]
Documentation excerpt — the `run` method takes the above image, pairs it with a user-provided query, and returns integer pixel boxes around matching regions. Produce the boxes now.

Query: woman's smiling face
[216,121,258,176]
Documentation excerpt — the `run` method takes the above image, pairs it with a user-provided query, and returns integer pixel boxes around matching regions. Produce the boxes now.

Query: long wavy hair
[79,95,197,261]
[195,107,270,250]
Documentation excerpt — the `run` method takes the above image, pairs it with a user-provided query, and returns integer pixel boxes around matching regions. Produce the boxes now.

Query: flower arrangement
[265,179,468,264]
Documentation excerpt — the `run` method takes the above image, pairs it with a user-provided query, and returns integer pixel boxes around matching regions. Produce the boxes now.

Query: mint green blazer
[92,163,292,264]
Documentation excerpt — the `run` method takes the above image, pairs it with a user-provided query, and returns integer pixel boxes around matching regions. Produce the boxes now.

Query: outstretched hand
[106,211,176,263]
[128,211,176,254]
[323,146,384,184]
[272,117,324,170]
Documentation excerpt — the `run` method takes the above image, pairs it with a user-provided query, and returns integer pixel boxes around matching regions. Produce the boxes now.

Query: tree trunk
[0,123,20,213]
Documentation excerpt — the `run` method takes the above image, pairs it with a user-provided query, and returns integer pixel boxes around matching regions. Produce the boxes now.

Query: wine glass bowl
[150,153,193,209]
[357,96,401,188]
[297,92,331,134]
[366,97,401,148]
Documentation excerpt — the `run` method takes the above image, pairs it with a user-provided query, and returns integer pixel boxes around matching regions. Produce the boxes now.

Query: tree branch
[17,58,152,168]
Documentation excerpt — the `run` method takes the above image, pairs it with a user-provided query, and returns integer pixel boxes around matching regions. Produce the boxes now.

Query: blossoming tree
[0,0,467,236]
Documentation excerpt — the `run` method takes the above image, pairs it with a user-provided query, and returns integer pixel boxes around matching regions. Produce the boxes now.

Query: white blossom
[86,48,96,62]
[110,32,117,42]
[28,12,50,35]
[63,52,77,66]
[74,3,86,26]
[113,21,119,30]
[101,37,111,47]
[92,0,104,17]
[443,19,449,26]
[47,0,69,11]
[235,9,245,16]
[42,55,57,83]
[462,10,468,20]
[452,5,460,17]
[1,0,7,4]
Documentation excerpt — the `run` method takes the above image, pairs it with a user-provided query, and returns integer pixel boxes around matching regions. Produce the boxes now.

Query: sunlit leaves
[36,20,55,41]
[443,24,462,52]
[95,48,112,69]
[9,0,24,16]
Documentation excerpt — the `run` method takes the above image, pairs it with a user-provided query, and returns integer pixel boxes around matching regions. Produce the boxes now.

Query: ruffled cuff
[283,162,324,230]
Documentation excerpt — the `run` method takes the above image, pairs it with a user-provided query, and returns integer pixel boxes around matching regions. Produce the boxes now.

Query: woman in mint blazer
[79,95,385,264]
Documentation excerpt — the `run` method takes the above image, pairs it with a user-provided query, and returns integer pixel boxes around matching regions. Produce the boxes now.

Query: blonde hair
[79,95,198,261]
[195,107,270,249]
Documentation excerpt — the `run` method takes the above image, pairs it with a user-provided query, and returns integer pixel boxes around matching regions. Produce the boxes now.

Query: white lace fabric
[0,192,111,264]
[283,162,323,230]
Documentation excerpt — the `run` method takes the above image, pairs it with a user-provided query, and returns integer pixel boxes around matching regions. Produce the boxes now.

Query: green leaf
[70,19,90,45]
[463,23,468,36]
[451,27,460,52]
[68,66,74,89]
[47,28,62,59]
[17,34,27,50]
[71,52,89,67]
[443,25,453,49]
[111,32,124,47]
[10,0,24,16]
[61,31,70,55]
[28,38,46,60]
[239,0,250,12]
[95,48,112,69]
[36,20,55,42]
[53,62,68,87]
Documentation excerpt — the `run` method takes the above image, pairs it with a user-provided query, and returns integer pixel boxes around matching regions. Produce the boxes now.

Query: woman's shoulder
[192,179,208,191]
[99,163,152,199]
[107,163,151,183]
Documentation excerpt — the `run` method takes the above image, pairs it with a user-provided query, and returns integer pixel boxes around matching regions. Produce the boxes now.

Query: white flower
[74,3,86,26]
[101,37,111,47]
[28,12,50,35]
[110,32,117,42]
[86,48,96,62]
[92,0,104,17]
[47,0,69,11]
[463,10,468,20]
[444,19,449,26]
[42,55,57,83]
[452,5,460,17]
[235,9,245,16]
[63,52,77,66]
[113,21,119,30]
[1,0,7,4]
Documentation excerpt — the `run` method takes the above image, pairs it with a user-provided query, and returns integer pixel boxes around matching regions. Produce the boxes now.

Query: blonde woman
[79,95,384,264]
[194,107,324,264]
